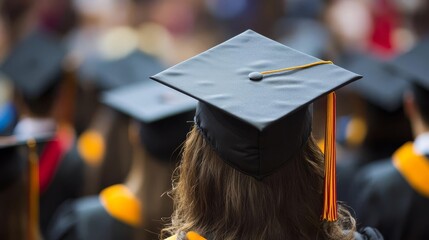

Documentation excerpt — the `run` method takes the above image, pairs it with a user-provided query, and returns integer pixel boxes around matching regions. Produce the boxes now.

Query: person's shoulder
[47,196,101,240]
[98,184,142,227]
[48,186,141,240]
[354,159,401,189]
[51,184,141,226]
[348,158,407,211]
[354,227,384,240]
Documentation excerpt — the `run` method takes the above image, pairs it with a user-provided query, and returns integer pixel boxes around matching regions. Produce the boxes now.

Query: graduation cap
[0,30,66,99]
[89,50,165,90]
[389,37,429,90]
[0,133,53,191]
[0,136,27,190]
[101,81,197,160]
[151,29,362,221]
[341,53,409,112]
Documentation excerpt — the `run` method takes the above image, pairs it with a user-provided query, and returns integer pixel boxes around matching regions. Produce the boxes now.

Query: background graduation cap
[101,81,197,160]
[0,30,67,99]
[389,37,429,90]
[0,133,53,192]
[82,50,165,90]
[151,29,361,221]
[73,49,166,135]
[340,53,409,112]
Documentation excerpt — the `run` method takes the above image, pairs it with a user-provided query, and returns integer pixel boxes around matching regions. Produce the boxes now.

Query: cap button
[248,72,263,81]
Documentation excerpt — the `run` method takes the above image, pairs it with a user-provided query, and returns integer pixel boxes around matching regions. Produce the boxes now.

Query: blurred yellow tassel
[77,130,105,166]
[322,92,338,221]
[186,231,206,240]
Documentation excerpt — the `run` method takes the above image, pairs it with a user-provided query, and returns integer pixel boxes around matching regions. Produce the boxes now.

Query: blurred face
[149,0,198,35]
[326,0,373,50]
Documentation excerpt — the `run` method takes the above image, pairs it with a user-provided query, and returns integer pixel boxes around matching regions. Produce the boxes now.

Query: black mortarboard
[0,134,52,190]
[101,81,196,160]
[341,53,409,112]
[91,50,165,90]
[0,30,66,99]
[0,137,26,190]
[151,30,361,178]
[151,30,362,221]
[389,37,429,90]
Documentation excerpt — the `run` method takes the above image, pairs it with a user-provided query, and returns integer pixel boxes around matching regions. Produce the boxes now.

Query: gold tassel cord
[260,60,333,75]
[322,92,338,221]
[27,139,39,240]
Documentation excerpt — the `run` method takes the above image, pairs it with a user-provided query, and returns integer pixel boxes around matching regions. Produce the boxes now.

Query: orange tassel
[27,139,40,240]
[322,92,337,221]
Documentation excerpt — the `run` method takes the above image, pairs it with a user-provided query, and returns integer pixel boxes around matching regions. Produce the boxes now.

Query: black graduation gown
[47,184,139,240]
[40,143,85,236]
[349,144,429,240]
[337,144,401,205]
[354,227,385,240]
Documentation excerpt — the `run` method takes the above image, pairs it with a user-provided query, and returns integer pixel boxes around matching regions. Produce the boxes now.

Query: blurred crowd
[0,0,428,239]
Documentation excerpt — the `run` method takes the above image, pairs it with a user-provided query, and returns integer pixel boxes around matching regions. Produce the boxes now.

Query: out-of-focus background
[0,0,428,239]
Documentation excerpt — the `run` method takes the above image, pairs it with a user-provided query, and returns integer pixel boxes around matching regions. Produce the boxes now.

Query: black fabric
[338,52,409,112]
[196,102,311,179]
[151,29,361,179]
[354,227,385,240]
[40,143,85,237]
[337,144,402,205]
[48,197,135,240]
[91,50,165,90]
[140,110,194,161]
[0,144,26,190]
[389,36,429,89]
[349,159,429,240]
[0,29,66,99]
[0,134,53,190]
[101,79,196,161]
[101,80,196,124]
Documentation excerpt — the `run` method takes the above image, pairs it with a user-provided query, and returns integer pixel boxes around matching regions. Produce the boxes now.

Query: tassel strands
[27,139,40,240]
[322,92,338,221]
[255,60,338,221]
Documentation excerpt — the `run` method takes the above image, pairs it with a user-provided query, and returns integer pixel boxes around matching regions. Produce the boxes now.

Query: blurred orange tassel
[27,139,40,240]
[322,92,337,221]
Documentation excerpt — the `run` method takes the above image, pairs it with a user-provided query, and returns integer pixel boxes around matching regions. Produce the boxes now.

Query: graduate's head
[389,37,429,135]
[337,52,413,148]
[151,30,361,239]
[101,80,196,162]
[15,72,63,118]
[101,79,196,239]
[1,29,66,118]
[165,126,355,240]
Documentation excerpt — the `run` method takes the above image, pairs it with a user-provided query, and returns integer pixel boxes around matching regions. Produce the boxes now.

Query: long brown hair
[162,126,356,240]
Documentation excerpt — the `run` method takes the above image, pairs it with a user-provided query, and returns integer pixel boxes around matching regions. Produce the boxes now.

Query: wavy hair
[162,126,355,240]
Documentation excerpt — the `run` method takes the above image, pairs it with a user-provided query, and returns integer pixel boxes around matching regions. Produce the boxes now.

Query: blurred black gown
[349,142,429,240]
[38,135,85,237]
[48,184,139,240]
